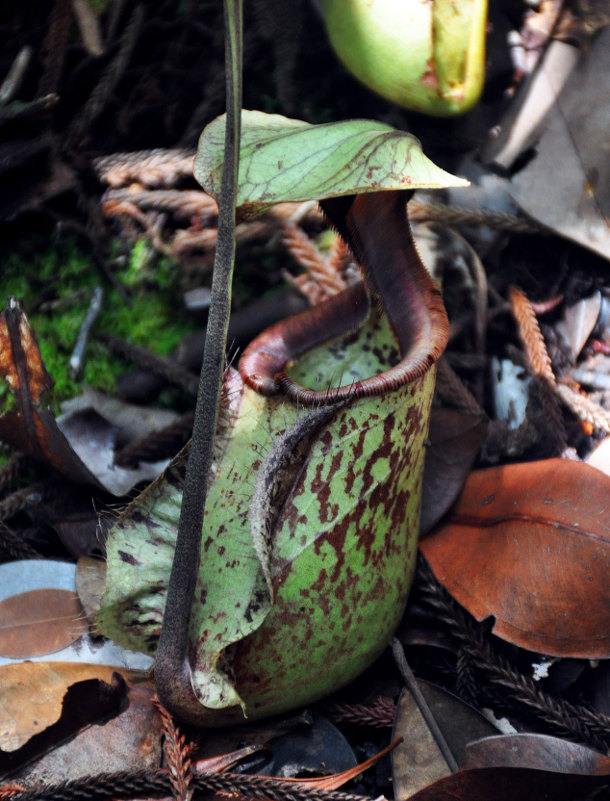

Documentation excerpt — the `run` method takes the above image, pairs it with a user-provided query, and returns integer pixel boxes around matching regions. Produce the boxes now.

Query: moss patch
[1,236,198,412]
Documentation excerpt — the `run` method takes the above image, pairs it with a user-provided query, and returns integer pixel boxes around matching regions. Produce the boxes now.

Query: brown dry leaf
[420,459,610,657]
[411,729,610,800]
[392,682,498,800]
[0,662,144,753]
[0,590,87,659]
[392,687,451,799]
[0,300,50,405]
[461,733,610,773]
[407,766,610,801]
[14,685,163,786]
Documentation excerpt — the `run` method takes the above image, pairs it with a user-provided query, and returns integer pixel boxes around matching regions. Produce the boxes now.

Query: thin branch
[391,638,459,773]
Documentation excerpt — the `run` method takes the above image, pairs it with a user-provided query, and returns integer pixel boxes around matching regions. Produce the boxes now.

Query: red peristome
[238,191,449,405]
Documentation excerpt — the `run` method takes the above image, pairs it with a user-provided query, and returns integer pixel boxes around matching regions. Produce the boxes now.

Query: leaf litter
[0,589,87,659]
[2,0,610,799]
[0,299,175,497]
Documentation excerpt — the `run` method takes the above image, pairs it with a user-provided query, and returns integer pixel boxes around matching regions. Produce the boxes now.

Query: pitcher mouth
[239,190,449,405]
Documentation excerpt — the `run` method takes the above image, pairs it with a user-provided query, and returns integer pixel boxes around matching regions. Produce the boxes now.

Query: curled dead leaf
[420,459,610,657]
[0,298,100,483]
[0,299,170,496]
[461,733,610,774]
[12,684,162,785]
[0,664,130,758]
[407,766,610,801]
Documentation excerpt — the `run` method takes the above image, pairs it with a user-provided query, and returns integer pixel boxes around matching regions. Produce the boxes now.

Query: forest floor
[1,2,610,800]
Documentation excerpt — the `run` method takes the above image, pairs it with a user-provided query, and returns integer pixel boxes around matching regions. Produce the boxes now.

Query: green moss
[0,382,17,414]
[1,236,197,412]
